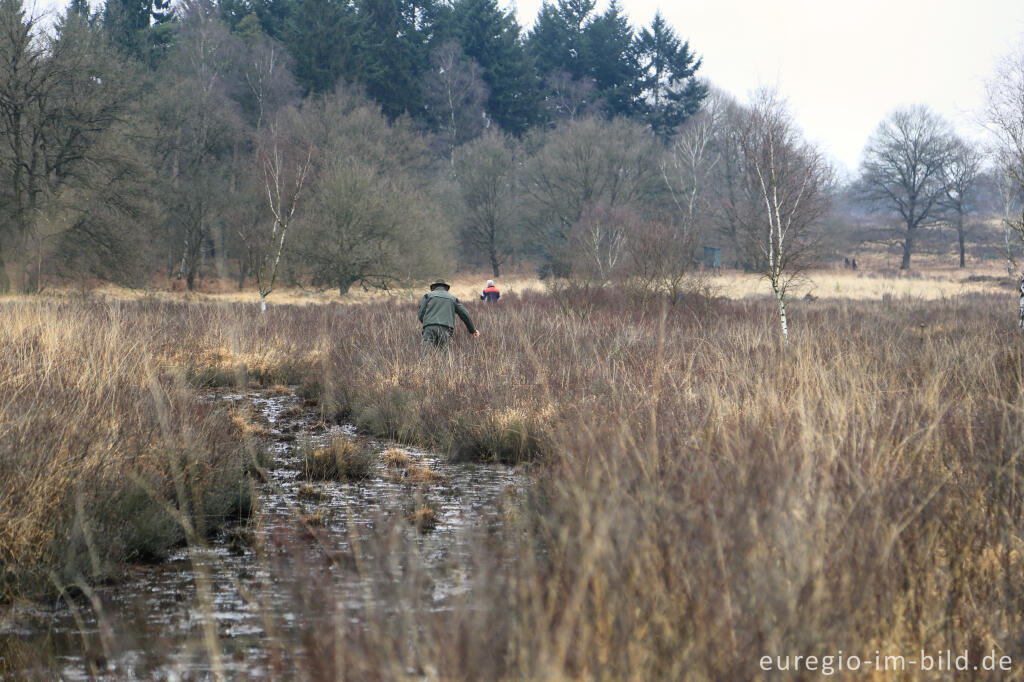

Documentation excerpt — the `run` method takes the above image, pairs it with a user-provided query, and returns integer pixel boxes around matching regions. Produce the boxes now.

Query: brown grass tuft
[403,465,443,486]
[406,506,438,531]
[299,439,373,482]
[379,449,412,468]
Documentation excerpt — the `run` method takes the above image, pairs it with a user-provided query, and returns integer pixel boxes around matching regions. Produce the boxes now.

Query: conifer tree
[447,0,539,135]
[635,12,706,139]
[353,0,432,119]
[580,0,636,117]
[528,0,637,119]
[101,0,174,66]
[284,0,356,95]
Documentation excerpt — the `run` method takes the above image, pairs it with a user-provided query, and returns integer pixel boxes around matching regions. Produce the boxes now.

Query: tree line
[0,0,1021,316]
[0,0,713,293]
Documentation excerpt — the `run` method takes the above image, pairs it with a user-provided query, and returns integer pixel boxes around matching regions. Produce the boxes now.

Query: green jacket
[418,289,476,333]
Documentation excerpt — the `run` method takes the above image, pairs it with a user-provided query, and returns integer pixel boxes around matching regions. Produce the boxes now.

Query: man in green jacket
[418,279,480,348]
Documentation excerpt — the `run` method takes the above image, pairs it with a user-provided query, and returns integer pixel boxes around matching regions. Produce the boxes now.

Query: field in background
[16,254,1017,308]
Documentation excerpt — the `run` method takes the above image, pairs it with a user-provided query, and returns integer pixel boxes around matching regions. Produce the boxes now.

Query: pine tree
[635,12,706,139]
[527,0,637,119]
[101,0,173,66]
[353,0,433,119]
[527,0,591,81]
[447,0,539,135]
[243,0,294,41]
[580,0,636,117]
[65,0,91,20]
[284,0,356,95]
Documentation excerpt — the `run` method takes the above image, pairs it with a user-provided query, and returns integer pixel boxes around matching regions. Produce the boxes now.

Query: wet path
[1,390,524,679]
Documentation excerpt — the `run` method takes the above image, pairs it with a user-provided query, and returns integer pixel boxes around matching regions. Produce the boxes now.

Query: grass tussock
[406,506,438,531]
[299,439,373,482]
[403,465,443,485]
[379,448,412,468]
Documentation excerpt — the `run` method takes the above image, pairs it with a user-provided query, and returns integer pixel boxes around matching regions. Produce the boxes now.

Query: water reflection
[1,391,524,679]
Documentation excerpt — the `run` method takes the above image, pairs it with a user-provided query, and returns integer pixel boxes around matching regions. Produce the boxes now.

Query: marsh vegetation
[3,287,1024,678]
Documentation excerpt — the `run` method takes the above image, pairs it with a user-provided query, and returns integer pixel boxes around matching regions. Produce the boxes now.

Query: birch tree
[422,41,489,162]
[254,114,312,312]
[997,171,1022,277]
[738,90,833,343]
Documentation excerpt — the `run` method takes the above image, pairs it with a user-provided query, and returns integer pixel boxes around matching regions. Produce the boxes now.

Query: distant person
[851,257,857,270]
[418,279,479,348]
[844,257,850,268]
[480,279,501,302]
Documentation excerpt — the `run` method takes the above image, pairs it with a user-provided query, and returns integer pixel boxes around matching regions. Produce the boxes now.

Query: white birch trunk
[1006,226,1016,277]
[1018,273,1024,330]
[773,281,789,343]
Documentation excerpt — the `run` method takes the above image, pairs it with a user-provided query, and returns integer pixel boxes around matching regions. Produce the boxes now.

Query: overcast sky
[513,0,1024,176]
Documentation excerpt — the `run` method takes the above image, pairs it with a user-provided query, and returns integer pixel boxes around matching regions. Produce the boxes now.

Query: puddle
[1,390,525,679]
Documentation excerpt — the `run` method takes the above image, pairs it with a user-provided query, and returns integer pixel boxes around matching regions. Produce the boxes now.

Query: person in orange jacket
[480,279,500,302]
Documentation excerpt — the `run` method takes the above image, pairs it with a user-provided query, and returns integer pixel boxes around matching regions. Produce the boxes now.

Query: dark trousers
[421,324,453,348]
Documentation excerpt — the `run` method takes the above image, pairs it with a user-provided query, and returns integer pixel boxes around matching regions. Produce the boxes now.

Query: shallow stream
[1,390,523,679]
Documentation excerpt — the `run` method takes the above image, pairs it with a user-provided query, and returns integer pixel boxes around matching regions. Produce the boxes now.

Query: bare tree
[293,89,449,295]
[738,90,833,343]
[422,41,489,163]
[542,70,598,122]
[997,171,1023,276]
[662,97,721,242]
[984,46,1024,326]
[647,93,727,296]
[567,203,631,285]
[521,116,663,276]
[236,32,298,132]
[453,131,517,277]
[857,105,955,270]
[704,92,765,270]
[253,113,312,312]
[154,0,244,290]
[940,137,983,268]
[0,0,134,291]
[622,216,693,303]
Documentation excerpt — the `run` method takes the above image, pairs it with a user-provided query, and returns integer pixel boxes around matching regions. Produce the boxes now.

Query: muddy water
[1,391,524,680]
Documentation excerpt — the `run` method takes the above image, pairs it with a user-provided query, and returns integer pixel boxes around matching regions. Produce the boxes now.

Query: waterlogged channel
[1,390,525,679]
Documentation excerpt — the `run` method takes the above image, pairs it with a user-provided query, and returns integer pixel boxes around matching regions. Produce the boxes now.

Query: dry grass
[299,439,373,482]
[271,289,1024,678]
[7,287,1024,677]
[0,302,257,599]
[405,506,438,531]
[379,448,412,468]
[403,465,444,485]
[5,258,1014,309]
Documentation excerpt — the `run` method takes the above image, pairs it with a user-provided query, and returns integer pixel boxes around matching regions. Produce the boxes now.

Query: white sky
[512,0,1024,176]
